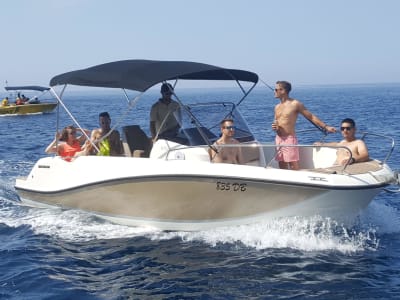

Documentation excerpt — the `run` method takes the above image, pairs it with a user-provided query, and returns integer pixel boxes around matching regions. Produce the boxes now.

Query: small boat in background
[1,85,57,115]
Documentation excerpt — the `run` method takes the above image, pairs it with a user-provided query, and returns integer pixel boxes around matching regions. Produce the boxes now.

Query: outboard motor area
[384,169,400,193]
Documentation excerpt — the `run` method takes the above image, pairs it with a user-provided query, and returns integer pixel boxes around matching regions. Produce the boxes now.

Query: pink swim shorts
[275,135,299,162]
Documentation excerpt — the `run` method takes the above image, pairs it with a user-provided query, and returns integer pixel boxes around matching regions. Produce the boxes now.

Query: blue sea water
[1,83,400,299]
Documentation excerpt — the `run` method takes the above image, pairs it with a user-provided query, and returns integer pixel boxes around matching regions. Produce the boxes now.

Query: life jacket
[59,140,81,162]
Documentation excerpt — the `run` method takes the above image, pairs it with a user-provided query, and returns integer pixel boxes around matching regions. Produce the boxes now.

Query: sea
[1,83,400,299]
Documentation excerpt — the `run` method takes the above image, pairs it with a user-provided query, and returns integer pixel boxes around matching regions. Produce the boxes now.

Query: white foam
[1,197,398,253]
[158,215,378,253]
[0,203,160,241]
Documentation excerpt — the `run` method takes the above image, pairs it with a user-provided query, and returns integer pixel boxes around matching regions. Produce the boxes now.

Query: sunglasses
[340,126,353,131]
[223,126,235,130]
[274,88,284,92]
[68,131,76,135]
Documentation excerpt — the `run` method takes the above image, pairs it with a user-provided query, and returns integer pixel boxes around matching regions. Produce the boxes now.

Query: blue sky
[2,0,400,88]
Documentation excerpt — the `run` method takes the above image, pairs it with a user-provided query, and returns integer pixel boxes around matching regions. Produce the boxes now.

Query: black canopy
[49,60,259,92]
[5,86,50,92]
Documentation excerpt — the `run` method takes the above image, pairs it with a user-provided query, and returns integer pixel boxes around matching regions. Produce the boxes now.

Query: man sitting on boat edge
[314,118,369,166]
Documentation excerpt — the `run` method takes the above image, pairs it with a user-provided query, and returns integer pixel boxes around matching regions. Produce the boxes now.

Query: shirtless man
[209,119,243,164]
[316,118,369,165]
[89,112,124,156]
[272,81,336,170]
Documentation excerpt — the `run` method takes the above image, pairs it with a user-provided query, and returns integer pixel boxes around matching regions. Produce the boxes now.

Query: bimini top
[49,59,259,92]
[5,86,50,92]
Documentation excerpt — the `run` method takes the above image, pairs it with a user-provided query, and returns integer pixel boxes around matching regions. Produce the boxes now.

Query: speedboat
[14,60,400,231]
[1,86,57,115]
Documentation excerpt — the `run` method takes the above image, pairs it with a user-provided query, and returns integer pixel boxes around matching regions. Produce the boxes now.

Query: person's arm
[45,139,57,153]
[45,133,61,154]
[174,103,182,127]
[74,147,89,157]
[208,147,217,162]
[236,145,244,164]
[150,104,157,140]
[353,140,369,163]
[208,142,220,162]
[271,105,279,132]
[150,121,157,140]
[298,101,336,133]
[77,128,91,143]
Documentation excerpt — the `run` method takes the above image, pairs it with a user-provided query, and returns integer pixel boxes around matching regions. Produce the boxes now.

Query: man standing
[90,112,124,156]
[272,81,336,170]
[150,83,181,141]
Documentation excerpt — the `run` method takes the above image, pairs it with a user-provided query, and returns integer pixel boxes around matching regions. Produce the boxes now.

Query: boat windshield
[176,102,256,146]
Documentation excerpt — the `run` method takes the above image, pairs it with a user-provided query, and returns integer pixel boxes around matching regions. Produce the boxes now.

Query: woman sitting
[45,125,90,161]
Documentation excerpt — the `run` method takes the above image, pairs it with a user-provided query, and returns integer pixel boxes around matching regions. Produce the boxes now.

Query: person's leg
[288,161,299,170]
[279,161,290,169]
[285,136,299,170]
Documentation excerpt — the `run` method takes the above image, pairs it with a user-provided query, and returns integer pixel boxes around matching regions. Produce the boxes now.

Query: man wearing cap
[150,83,181,141]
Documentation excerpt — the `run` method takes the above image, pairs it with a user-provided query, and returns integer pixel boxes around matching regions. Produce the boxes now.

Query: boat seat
[307,160,383,175]
[122,125,152,157]
[241,142,262,166]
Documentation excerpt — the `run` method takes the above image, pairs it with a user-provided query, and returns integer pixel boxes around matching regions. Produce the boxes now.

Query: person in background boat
[15,95,24,105]
[45,125,91,162]
[88,112,124,156]
[272,80,336,170]
[150,83,181,142]
[209,119,243,164]
[314,118,369,165]
[1,97,9,106]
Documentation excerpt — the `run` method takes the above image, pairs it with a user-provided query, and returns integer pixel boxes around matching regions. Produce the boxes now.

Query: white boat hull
[15,155,392,231]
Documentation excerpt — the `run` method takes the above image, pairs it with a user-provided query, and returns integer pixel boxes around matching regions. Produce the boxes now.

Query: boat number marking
[308,176,328,182]
[216,181,247,192]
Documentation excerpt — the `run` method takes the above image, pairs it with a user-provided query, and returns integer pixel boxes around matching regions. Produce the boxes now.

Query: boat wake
[163,215,380,253]
[1,190,399,253]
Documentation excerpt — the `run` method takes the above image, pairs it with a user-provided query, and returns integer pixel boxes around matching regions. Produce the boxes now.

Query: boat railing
[154,141,355,171]
[360,132,395,164]
[261,143,355,172]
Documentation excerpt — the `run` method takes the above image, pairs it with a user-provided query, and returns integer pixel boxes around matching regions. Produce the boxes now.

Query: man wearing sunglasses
[272,80,336,170]
[316,118,369,165]
[209,119,243,164]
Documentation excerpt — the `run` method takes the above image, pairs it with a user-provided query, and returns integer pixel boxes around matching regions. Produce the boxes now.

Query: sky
[1,0,400,89]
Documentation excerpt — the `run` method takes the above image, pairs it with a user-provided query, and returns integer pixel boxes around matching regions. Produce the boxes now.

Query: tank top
[97,138,110,156]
